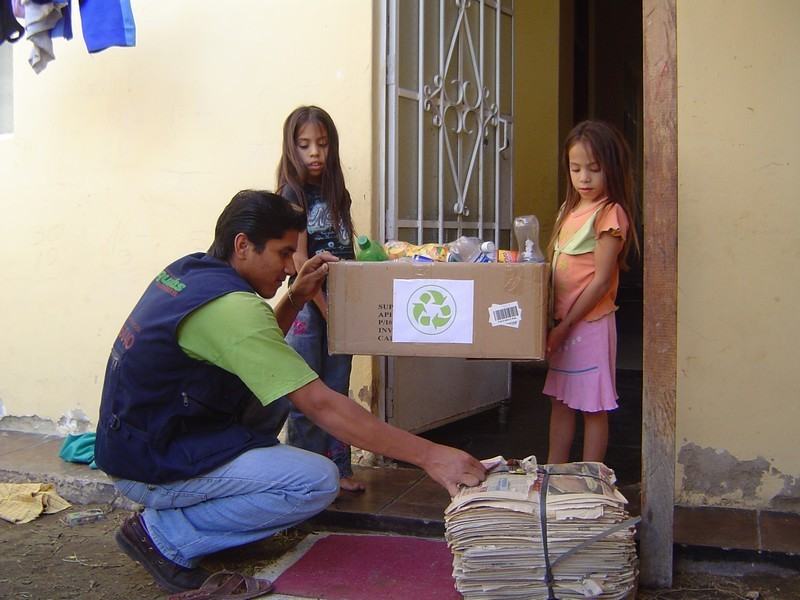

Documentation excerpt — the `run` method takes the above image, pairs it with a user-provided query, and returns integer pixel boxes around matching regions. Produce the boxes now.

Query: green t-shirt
[177,291,317,406]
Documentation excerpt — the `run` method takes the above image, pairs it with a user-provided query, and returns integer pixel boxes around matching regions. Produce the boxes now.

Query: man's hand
[290,252,339,304]
[421,443,487,497]
[289,379,486,497]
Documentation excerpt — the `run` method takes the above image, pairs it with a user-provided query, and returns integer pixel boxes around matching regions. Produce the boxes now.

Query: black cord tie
[538,467,559,600]
[537,466,642,600]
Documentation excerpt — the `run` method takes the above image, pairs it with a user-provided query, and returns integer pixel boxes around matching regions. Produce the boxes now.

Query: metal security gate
[379,0,515,432]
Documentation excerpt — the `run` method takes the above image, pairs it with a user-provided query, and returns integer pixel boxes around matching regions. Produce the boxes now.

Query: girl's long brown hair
[549,120,640,270]
[276,106,355,242]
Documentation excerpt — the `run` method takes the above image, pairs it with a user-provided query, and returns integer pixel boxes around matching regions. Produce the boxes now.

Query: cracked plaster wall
[675,1,800,512]
[0,410,93,437]
[676,443,800,512]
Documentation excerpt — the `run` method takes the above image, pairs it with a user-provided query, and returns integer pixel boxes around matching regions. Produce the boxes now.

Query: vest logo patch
[155,271,187,296]
[117,318,140,350]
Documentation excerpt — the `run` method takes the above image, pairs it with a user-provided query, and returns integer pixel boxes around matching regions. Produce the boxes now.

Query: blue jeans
[113,445,339,567]
[285,302,354,477]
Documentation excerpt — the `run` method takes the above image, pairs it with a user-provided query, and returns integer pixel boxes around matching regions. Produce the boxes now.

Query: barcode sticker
[488,301,522,328]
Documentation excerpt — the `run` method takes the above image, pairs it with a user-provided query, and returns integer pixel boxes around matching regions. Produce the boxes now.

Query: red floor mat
[273,534,461,600]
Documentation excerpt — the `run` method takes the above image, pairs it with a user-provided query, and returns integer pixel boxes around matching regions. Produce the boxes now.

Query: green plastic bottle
[355,235,389,261]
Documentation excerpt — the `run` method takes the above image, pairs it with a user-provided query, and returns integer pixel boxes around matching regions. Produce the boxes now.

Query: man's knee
[276,452,338,519]
[308,453,340,501]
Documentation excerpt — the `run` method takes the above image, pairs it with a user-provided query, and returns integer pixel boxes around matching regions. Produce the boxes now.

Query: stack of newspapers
[445,457,639,599]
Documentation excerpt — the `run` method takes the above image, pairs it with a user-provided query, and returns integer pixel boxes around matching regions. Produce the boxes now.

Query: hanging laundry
[50,0,71,39]
[14,0,135,72]
[79,0,134,53]
[17,0,71,38]
[29,0,135,53]
[1,0,25,44]
[24,1,68,73]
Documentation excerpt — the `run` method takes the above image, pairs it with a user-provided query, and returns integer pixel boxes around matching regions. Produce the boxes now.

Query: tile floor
[316,365,642,536]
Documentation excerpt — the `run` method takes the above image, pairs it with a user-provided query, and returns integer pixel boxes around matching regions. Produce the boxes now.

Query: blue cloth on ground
[59,432,98,469]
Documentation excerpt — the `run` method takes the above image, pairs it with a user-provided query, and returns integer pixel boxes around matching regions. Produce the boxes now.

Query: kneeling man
[95,190,485,593]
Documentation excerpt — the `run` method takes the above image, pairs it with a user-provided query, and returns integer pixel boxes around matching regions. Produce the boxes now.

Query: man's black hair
[208,190,307,260]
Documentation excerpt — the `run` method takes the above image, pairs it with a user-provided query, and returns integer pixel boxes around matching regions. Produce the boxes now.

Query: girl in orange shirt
[543,120,639,464]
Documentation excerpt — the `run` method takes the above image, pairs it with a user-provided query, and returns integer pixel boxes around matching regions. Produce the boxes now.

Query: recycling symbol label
[392,278,473,344]
[406,285,456,335]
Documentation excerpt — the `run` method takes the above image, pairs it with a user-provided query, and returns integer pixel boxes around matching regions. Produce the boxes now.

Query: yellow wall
[513,0,561,242]
[0,2,376,431]
[676,0,800,511]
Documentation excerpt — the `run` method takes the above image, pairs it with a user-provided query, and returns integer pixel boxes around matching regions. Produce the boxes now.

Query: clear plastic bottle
[355,235,389,261]
[447,236,479,262]
[447,236,496,263]
[513,215,545,263]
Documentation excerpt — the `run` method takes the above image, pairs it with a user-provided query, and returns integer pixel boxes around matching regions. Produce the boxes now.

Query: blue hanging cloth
[53,0,73,40]
[79,0,135,53]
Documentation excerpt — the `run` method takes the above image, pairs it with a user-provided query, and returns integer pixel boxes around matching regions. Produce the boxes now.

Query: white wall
[0,1,375,431]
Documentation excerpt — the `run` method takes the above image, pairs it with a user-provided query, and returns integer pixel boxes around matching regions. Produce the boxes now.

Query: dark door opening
[420,0,644,492]
[573,0,644,373]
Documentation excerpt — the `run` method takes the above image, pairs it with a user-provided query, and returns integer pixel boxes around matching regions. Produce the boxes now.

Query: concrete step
[0,430,136,509]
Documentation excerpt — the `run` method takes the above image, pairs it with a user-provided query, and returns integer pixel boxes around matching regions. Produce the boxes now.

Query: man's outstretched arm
[289,379,486,496]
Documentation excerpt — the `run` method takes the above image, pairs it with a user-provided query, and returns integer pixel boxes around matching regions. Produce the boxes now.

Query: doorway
[572,0,644,375]
[419,0,645,489]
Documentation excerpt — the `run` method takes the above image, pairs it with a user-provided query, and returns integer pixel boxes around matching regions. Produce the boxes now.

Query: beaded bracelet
[287,287,301,310]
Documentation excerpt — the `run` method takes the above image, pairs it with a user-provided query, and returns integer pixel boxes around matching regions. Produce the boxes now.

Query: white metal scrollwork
[422,0,500,218]
[384,0,513,244]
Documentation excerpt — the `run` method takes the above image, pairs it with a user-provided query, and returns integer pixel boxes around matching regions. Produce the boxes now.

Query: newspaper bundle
[445,457,639,599]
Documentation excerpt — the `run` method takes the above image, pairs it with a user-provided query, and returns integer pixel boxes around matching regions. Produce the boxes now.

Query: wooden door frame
[641,0,677,588]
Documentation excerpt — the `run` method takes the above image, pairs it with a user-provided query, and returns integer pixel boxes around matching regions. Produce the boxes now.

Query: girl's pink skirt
[543,312,618,412]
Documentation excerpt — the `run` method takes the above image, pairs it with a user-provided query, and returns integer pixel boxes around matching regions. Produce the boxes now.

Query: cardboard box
[327,261,549,360]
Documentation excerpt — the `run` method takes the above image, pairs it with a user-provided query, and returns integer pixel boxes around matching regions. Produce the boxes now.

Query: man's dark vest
[95,253,279,483]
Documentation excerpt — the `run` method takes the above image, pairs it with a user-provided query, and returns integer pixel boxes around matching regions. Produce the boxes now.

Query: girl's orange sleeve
[594,203,629,240]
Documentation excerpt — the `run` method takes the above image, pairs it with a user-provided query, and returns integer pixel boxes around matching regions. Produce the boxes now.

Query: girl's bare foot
[339,476,366,493]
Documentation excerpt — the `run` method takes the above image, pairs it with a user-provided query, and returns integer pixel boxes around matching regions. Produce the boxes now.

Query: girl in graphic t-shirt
[276,106,365,492]
[543,120,640,465]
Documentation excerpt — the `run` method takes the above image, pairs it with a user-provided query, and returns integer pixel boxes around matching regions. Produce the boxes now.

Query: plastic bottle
[355,235,389,261]
[447,236,496,263]
[447,236,479,262]
[513,215,545,263]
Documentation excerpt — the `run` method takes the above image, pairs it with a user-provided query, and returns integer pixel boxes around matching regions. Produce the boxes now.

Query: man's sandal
[167,570,274,600]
